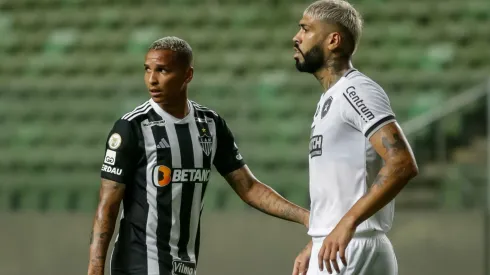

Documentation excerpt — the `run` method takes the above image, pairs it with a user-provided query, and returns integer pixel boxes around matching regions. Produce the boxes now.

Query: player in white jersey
[290,1,419,275]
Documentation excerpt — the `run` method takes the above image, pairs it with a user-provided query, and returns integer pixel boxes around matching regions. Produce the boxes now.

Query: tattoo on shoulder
[381,133,406,153]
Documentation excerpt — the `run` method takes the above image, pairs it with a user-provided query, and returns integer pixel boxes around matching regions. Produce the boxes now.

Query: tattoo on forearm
[89,210,118,270]
[226,169,307,225]
[373,173,387,187]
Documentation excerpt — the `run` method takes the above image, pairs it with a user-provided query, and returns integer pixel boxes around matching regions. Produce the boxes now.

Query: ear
[326,32,342,52]
[185,67,194,84]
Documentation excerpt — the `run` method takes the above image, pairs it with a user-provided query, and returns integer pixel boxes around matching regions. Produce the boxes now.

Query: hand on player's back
[292,240,313,275]
[317,218,355,274]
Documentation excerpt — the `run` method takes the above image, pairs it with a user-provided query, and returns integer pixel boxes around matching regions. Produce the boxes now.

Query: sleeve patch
[108,133,122,149]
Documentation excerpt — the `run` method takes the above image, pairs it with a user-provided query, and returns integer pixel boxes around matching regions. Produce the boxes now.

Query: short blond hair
[149,36,193,66]
[304,0,363,55]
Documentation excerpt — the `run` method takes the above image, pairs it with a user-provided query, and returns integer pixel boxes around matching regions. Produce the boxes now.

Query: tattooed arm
[87,179,125,275]
[342,122,418,227]
[224,165,309,227]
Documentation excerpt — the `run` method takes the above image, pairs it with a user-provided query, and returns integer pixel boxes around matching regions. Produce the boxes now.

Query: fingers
[292,259,299,275]
[318,243,326,271]
[293,257,310,275]
[322,242,333,274]
[319,240,348,274]
[329,243,340,274]
[339,244,347,267]
[303,253,310,271]
[298,257,308,275]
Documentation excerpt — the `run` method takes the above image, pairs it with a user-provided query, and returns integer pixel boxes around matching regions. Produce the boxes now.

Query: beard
[295,43,325,74]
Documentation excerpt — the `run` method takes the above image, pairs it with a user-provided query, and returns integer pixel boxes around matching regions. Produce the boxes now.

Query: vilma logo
[172,260,196,275]
[108,133,122,150]
[321,96,333,119]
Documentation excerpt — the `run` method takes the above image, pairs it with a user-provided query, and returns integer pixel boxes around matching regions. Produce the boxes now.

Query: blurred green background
[0,0,489,274]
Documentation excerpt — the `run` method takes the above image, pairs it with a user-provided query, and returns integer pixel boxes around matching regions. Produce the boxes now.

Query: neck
[314,57,353,91]
[157,91,189,119]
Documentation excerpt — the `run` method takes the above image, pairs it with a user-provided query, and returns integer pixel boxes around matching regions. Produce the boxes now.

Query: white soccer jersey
[308,69,397,237]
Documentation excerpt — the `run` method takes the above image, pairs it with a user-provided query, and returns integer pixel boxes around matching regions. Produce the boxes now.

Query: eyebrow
[144,63,168,68]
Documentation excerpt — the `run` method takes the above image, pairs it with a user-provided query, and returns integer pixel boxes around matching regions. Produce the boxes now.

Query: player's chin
[150,94,164,103]
[295,60,307,72]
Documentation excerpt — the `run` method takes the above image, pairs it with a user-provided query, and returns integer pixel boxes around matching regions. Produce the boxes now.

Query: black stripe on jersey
[192,109,213,169]
[342,93,368,123]
[364,115,396,138]
[195,209,203,264]
[175,124,195,261]
[147,110,174,274]
[193,108,212,208]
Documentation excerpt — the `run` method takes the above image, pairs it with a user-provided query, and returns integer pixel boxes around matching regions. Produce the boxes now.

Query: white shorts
[307,231,398,275]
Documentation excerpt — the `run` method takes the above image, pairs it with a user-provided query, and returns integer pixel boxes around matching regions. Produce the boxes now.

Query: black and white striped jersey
[100,99,245,275]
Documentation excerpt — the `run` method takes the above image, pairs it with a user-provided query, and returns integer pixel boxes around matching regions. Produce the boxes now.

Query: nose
[293,31,302,46]
[149,72,158,85]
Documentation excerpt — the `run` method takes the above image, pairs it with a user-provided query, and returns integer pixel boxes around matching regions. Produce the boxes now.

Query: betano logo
[152,165,211,187]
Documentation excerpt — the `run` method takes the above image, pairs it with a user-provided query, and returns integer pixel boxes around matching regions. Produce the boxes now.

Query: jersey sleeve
[213,116,246,176]
[100,119,138,184]
[341,80,396,139]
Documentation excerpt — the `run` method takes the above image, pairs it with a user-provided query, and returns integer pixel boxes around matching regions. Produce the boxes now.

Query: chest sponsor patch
[309,135,323,158]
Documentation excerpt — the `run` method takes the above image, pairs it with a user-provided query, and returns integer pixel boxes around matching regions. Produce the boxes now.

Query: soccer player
[87,36,310,275]
[290,1,418,275]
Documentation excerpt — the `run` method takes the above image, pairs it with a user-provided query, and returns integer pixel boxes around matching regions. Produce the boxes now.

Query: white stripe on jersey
[122,101,150,120]
[192,102,218,117]
[165,123,183,259]
[187,184,202,262]
[126,104,152,121]
[141,118,160,275]
[186,121,204,262]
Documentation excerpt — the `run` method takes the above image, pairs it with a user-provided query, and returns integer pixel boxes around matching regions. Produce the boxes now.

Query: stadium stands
[1,0,489,212]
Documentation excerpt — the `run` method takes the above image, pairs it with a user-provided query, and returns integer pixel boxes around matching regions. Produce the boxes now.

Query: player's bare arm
[87,179,125,275]
[318,122,418,274]
[224,165,310,227]
[343,122,418,227]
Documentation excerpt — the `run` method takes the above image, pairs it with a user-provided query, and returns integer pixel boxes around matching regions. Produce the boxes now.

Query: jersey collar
[149,99,195,124]
[323,68,357,96]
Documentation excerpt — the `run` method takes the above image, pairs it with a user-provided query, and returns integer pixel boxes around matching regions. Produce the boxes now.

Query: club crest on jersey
[172,259,196,275]
[198,134,213,156]
[321,96,333,119]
